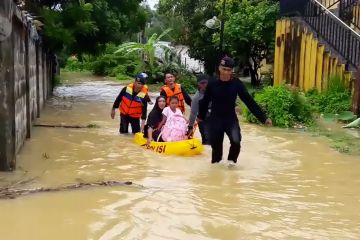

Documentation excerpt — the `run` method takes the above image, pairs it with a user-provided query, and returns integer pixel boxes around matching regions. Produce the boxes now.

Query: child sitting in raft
[157,96,189,142]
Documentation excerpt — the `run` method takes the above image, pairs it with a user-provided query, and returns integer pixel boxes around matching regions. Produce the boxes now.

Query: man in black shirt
[198,57,272,165]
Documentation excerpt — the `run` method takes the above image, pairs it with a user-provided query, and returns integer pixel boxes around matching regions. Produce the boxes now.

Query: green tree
[64,0,148,55]
[158,0,219,75]
[157,0,279,79]
[29,0,147,56]
[145,10,187,44]
[222,0,279,85]
[40,1,97,53]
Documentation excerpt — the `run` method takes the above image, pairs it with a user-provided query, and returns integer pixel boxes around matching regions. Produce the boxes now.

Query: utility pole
[219,0,226,57]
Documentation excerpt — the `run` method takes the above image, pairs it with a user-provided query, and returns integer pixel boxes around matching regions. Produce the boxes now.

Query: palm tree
[114,28,173,81]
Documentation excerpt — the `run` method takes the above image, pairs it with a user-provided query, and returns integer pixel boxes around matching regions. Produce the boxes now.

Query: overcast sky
[147,0,159,9]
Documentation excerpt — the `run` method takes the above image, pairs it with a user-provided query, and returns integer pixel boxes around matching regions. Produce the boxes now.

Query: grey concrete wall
[0,0,54,171]
[0,0,16,171]
[38,45,44,109]
[28,36,38,124]
[13,20,27,154]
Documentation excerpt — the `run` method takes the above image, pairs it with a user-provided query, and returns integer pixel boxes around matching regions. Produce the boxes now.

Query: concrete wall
[0,0,54,171]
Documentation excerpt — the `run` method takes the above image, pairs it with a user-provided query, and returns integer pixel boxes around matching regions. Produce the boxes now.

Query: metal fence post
[352,62,360,115]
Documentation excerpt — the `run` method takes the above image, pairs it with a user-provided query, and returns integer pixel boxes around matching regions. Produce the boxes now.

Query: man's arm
[189,92,200,127]
[144,94,151,102]
[111,87,126,119]
[198,83,211,120]
[181,86,192,106]
[237,81,267,124]
[112,87,126,109]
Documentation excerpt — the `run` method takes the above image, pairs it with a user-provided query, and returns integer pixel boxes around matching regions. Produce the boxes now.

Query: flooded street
[1,77,360,240]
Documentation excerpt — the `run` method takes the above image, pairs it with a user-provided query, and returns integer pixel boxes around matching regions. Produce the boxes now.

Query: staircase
[317,0,360,31]
[281,0,360,69]
[304,0,360,70]
[279,0,360,114]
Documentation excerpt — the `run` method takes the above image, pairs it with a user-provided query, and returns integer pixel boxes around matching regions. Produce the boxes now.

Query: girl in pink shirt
[158,96,188,142]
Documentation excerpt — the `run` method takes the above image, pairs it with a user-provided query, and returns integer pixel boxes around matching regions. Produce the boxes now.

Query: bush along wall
[243,75,355,127]
[243,85,314,128]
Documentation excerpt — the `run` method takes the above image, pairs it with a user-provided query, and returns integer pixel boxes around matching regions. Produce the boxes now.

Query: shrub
[305,75,351,114]
[116,73,133,81]
[243,85,313,127]
[316,91,351,114]
[88,43,142,77]
[63,56,85,72]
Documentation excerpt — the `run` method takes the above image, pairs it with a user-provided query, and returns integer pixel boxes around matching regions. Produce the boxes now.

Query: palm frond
[114,42,144,54]
[157,28,173,41]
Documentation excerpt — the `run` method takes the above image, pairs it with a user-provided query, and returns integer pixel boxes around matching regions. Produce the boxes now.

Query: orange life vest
[162,83,185,113]
[160,85,166,92]
[143,84,149,94]
[120,83,147,118]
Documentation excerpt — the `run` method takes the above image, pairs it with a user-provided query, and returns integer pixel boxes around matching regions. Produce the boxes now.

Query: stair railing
[305,0,360,69]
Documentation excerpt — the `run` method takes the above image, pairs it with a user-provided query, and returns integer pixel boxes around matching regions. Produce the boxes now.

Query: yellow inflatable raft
[134,133,204,156]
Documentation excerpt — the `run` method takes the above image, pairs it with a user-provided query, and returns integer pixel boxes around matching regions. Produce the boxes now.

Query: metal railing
[352,4,360,31]
[318,0,341,9]
[339,0,360,31]
[339,0,359,13]
[304,0,360,69]
[317,1,360,35]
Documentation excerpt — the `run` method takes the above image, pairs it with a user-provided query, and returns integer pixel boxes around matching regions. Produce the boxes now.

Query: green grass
[306,120,360,155]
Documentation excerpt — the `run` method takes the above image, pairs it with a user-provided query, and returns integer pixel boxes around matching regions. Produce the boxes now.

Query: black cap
[219,56,235,68]
[196,74,209,83]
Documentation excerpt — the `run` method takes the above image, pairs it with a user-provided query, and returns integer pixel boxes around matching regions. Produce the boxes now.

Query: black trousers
[208,115,242,163]
[120,115,140,134]
[198,120,210,145]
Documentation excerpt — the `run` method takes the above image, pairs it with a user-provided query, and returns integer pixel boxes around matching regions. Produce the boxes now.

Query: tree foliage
[115,28,174,82]
[145,10,187,44]
[157,0,279,79]
[27,0,147,55]
[223,0,279,85]
[40,1,97,53]
[158,0,219,75]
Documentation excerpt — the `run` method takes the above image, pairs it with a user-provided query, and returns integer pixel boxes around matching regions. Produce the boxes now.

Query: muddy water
[1,79,360,240]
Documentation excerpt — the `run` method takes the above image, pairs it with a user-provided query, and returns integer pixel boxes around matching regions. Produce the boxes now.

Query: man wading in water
[198,56,272,166]
[111,73,150,134]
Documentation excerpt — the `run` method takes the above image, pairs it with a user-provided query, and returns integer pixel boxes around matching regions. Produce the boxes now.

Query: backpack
[160,114,188,142]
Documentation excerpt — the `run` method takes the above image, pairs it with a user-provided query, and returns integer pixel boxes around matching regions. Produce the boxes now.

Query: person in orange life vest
[160,71,192,113]
[110,73,150,134]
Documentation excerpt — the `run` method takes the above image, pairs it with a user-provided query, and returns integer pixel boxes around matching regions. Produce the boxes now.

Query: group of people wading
[111,56,272,165]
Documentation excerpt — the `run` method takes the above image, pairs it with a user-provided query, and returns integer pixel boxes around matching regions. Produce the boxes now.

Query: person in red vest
[160,71,192,113]
[111,73,150,134]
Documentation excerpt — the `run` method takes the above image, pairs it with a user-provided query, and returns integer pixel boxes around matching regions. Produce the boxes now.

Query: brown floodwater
[0,79,360,240]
